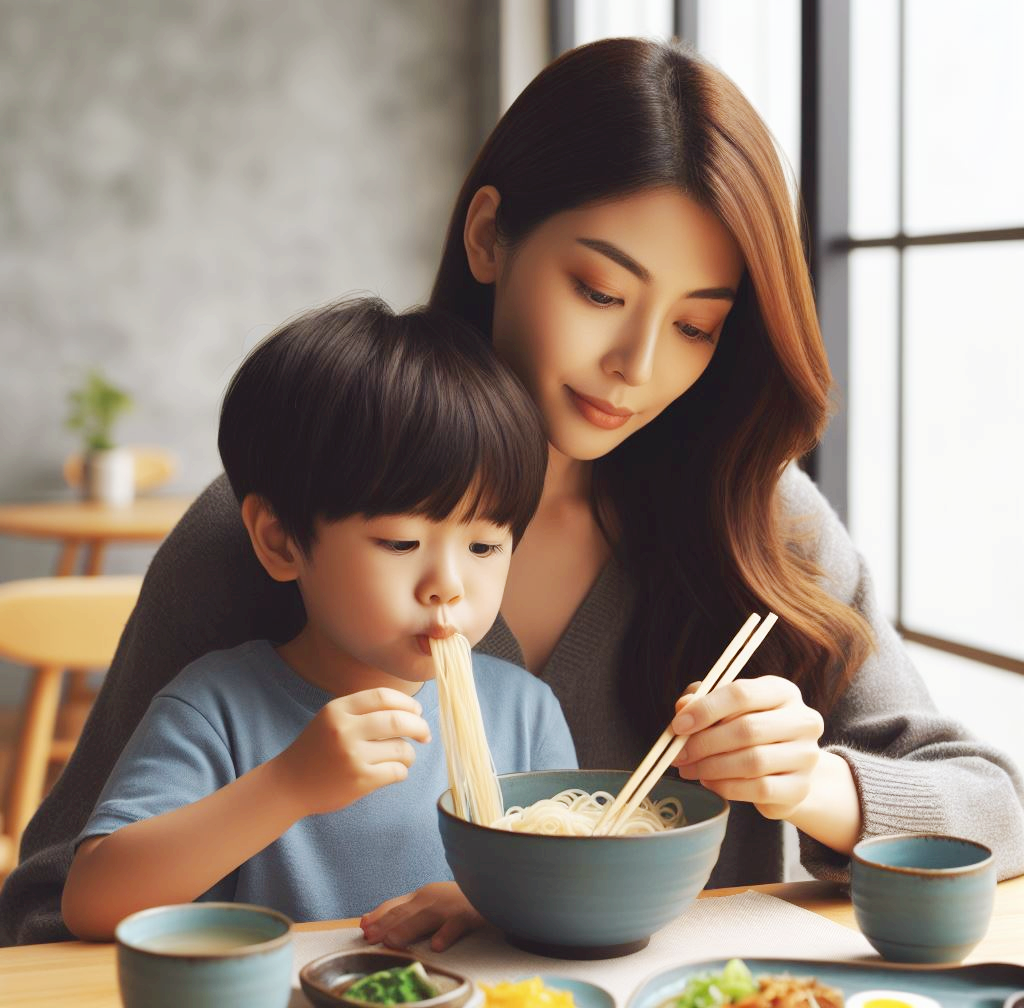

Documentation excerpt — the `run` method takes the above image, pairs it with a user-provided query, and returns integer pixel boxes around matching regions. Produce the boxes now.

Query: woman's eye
[573,279,620,307]
[379,539,418,553]
[469,542,504,557]
[677,322,714,344]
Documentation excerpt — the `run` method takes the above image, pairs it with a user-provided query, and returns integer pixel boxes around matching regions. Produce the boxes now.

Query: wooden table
[0,496,193,577]
[1,877,1021,1007]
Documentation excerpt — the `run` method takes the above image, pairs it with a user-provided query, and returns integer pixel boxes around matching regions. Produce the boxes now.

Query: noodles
[492,787,685,836]
[431,632,504,826]
[431,632,686,835]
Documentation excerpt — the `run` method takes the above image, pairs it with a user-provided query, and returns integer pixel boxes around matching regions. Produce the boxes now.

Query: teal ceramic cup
[115,902,294,1008]
[851,833,996,963]
[438,769,729,960]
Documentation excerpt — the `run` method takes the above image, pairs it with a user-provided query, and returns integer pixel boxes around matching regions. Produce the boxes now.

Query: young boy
[61,298,577,948]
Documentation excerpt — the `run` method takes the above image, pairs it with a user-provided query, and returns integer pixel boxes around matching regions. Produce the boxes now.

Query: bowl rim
[852,832,995,876]
[299,948,473,1007]
[437,768,729,840]
[114,901,293,959]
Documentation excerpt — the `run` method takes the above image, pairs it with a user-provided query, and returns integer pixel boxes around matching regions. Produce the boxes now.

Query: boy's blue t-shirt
[77,640,577,923]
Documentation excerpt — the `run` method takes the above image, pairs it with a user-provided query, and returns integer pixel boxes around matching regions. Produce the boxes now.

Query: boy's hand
[360,882,485,952]
[273,687,431,818]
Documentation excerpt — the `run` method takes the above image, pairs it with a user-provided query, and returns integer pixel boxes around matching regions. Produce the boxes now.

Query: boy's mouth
[416,626,455,656]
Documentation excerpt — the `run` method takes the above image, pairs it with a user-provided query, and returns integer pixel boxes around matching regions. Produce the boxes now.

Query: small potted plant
[66,370,135,506]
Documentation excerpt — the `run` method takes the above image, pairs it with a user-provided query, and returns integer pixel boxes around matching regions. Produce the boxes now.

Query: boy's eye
[573,278,621,307]
[677,321,714,344]
[469,542,504,557]
[378,539,418,553]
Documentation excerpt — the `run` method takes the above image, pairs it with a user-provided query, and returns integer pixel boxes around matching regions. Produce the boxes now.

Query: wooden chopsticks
[591,610,779,837]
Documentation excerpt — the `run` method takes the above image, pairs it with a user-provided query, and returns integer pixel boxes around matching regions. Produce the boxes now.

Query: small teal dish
[115,902,294,1008]
[851,833,996,964]
[438,769,729,960]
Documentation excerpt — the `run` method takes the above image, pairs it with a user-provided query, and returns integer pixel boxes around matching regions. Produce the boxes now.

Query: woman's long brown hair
[430,38,873,740]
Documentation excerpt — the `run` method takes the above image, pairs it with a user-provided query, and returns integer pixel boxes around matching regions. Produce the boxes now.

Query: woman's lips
[569,388,633,430]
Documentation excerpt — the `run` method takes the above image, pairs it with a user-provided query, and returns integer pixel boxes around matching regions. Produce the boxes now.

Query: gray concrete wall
[0,0,496,703]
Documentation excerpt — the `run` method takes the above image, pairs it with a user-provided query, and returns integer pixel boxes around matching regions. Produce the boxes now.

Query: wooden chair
[0,575,142,873]
[63,445,178,495]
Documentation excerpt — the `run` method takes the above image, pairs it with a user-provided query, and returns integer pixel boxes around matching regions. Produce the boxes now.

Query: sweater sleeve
[0,475,305,946]
[779,465,1024,882]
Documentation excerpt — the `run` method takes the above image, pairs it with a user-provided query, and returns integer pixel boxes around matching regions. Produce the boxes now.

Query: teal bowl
[851,833,996,964]
[115,902,294,1008]
[437,769,729,960]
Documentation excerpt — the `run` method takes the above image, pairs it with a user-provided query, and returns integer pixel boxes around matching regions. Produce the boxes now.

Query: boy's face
[292,507,513,683]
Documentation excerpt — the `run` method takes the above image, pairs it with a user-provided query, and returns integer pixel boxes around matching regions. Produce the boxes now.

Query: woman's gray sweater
[1,465,1022,944]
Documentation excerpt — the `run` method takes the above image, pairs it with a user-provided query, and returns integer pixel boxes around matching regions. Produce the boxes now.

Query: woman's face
[489,186,743,461]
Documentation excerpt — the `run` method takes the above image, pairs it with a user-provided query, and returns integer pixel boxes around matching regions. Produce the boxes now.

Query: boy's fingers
[429,916,470,952]
[380,906,440,949]
[358,710,432,743]
[342,688,423,717]
[361,892,411,928]
[367,739,417,768]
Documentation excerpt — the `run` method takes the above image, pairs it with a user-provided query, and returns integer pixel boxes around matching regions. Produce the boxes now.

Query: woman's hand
[360,882,485,952]
[669,675,825,820]
[271,687,431,819]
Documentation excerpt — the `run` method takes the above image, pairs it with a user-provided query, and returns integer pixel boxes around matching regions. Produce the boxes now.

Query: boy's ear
[240,495,301,582]
[463,185,503,284]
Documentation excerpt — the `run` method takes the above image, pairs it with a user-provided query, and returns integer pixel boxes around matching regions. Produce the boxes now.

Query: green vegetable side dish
[345,962,441,1005]
[666,958,758,1008]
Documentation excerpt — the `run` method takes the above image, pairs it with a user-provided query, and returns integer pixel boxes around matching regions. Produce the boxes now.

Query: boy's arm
[62,758,302,940]
[63,685,430,940]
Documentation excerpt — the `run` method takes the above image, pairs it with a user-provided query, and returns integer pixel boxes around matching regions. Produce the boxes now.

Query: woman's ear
[463,185,502,284]
[241,495,302,582]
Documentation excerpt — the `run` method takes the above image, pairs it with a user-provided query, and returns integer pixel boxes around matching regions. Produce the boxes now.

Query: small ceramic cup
[851,833,996,963]
[115,902,294,1008]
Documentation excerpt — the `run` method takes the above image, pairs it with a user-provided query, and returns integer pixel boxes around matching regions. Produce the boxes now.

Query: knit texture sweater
[1,465,1022,944]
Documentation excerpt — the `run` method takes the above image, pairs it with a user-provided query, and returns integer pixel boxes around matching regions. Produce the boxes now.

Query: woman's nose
[603,317,658,386]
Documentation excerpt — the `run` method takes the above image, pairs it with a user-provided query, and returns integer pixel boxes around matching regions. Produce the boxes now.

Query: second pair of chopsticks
[591,610,779,837]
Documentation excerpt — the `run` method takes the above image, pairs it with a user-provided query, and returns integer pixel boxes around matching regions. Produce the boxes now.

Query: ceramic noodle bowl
[437,769,729,960]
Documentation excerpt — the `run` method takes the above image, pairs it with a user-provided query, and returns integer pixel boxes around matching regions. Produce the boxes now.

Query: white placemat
[288,890,875,1007]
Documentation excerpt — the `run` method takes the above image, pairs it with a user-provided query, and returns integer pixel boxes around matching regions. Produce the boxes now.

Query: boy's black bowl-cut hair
[218,297,548,553]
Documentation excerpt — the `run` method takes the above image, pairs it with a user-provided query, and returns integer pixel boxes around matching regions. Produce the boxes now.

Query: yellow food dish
[483,977,577,1008]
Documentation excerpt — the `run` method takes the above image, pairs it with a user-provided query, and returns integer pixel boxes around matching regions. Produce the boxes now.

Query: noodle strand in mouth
[431,632,504,826]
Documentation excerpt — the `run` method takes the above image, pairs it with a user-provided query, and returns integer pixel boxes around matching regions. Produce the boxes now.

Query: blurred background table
[0,496,192,577]
[0,495,191,874]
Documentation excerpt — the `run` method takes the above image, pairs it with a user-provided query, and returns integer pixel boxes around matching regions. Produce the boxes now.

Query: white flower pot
[85,448,135,507]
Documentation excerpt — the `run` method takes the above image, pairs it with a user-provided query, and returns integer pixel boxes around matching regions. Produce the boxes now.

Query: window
[845,0,1024,671]
[553,0,1024,676]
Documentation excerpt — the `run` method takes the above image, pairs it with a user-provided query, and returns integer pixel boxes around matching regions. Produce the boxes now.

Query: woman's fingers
[671,675,799,736]
[687,771,812,817]
[671,703,823,767]
[676,739,819,783]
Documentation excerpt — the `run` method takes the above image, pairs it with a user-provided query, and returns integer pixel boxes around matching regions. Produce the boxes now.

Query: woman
[3,38,1022,946]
